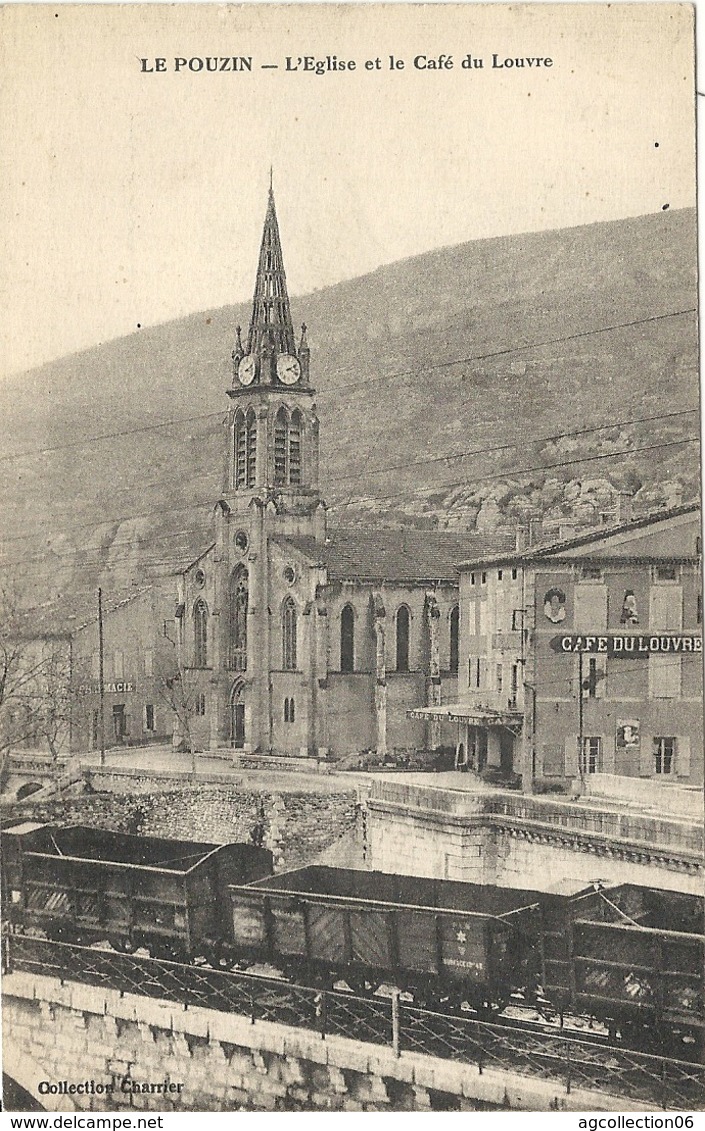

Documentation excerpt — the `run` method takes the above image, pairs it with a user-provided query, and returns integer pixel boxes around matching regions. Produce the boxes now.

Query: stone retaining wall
[2,786,358,872]
[3,972,651,1113]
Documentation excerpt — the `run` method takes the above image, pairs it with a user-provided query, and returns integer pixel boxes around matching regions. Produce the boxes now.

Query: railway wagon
[2,821,273,962]
[227,865,543,1009]
[565,883,704,1052]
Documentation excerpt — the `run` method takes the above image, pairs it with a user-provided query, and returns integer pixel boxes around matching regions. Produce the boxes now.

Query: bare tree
[0,580,80,768]
[156,626,198,773]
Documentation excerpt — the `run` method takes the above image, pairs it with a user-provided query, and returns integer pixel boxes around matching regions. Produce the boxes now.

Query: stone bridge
[2,965,678,1114]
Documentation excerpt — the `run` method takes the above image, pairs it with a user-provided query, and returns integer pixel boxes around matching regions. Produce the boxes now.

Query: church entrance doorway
[230,684,246,748]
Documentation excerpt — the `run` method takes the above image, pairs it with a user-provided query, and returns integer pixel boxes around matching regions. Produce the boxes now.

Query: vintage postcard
[0,2,702,1118]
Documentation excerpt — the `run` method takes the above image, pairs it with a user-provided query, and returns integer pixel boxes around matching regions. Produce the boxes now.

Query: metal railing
[4,935,704,1110]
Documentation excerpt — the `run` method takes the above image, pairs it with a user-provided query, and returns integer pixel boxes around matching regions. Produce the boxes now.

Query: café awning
[408,702,523,731]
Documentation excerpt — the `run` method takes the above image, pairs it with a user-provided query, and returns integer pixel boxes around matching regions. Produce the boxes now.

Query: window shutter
[677,736,691,779]
[639,735,652,777]
[649,586,683,630]
[467,600,477,636]
[602,733,616,774]
[143,706,148,730]
[574,585,607,631]
[541,743,564,776]
[564,734,579,777]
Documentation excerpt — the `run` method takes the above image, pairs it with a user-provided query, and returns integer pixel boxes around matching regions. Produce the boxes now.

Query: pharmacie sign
[78,681,136,694]
[550,635,702,656]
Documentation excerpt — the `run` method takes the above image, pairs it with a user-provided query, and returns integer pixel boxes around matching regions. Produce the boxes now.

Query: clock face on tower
[238,354,256,386]
[277,354,301,385]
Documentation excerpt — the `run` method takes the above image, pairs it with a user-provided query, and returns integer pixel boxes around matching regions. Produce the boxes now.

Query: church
[175,188,513,759]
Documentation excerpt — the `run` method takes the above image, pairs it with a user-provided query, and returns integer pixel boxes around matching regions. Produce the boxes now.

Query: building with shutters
[446,504,703,786]
[69,588,176,754]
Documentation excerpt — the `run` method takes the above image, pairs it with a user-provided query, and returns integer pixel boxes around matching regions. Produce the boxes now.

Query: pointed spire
[246,185,297,364]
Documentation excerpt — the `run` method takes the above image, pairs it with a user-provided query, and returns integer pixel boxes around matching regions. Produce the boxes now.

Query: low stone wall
[583,773,703,818]
[365,798,703,895]
[3,972,651,1113]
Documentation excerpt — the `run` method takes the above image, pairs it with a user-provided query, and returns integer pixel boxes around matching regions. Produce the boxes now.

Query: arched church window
[340,604,355,673]
[274,407,288,486]
[282,597,297,670]
[193,599,208,668]
[396,605,410,672]
[234,410,247,488]
[450,605,460,674]
[289,409,302,486]
[245,408,257,487]
[229,566,248,671]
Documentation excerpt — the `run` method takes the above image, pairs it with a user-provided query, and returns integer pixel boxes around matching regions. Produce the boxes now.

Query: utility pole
[577,649,584,790]
[98,587,105,768]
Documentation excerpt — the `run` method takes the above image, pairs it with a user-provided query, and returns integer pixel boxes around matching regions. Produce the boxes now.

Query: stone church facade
[176,189,511,759]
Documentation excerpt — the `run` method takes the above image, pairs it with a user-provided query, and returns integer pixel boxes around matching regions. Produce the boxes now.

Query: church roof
[279,527,516,583]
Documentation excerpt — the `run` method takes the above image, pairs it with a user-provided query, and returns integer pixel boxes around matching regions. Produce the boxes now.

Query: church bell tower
[224,185,320,513]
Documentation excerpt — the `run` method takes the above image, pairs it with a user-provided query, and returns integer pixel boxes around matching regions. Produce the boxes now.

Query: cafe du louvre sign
[550,634,702,656]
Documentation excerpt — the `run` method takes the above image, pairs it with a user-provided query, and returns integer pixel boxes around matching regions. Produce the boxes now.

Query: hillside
[0,207,699,612]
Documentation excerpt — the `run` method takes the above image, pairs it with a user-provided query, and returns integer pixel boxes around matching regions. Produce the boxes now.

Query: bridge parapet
[365,779,704,857]
[4,940,703,1113]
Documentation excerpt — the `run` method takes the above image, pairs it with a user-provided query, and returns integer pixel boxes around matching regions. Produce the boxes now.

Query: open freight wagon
[566,883,705,1052]
[227,865,545,1009]
[2,821,272,961]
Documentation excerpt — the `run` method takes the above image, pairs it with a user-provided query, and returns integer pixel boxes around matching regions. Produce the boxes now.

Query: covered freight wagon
[2,822,273,962]
[227,865,543,1009]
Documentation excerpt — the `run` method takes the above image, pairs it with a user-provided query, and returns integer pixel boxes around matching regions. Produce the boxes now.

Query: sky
[0,3,697,377]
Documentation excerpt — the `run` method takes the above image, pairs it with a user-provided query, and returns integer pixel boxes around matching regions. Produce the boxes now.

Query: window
[195,693,206,716]
[653,565,679,583]
[234,409,257,488]
[341,604,355,672]
[574,584,607,631]
[653,736,675,775]
[289,410,302,485]
[481,572,487,585]
[274,407,288,486]
[144,649,153,677]
[282,597,297,670]
[496,663,503,694]
[510,663,519,708]
[649,655,681,699]
[449,606,459,674]
[193,599,208,668]
[581,566,603,581]
[145,704,155,731]
[650,584,682,631]
[229,565,248,670]
[585,657,600,698]
[470,573,476,586]
[469,657,481,690]
[396,605,410,672]
[113,651,124,680]
[511,568,518,581]
[581,736,602,775]
[498,570,503,581]
[284,697,296,723]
